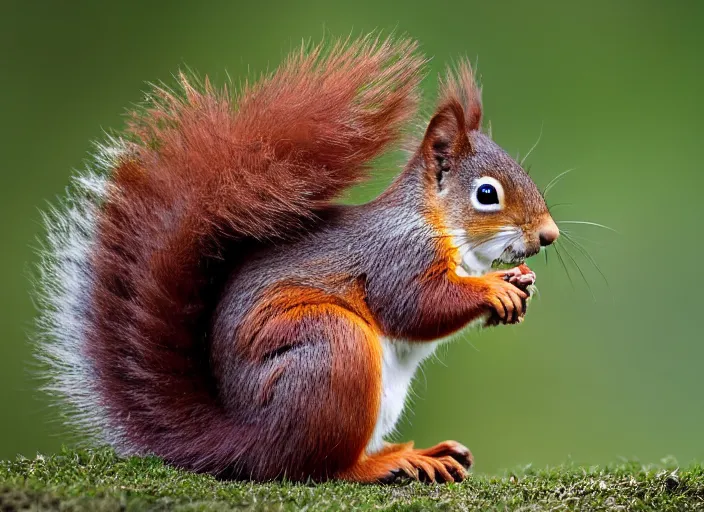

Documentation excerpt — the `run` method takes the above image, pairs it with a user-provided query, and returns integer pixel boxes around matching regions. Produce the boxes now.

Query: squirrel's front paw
[484,267,532,325]
[505,263,536,291]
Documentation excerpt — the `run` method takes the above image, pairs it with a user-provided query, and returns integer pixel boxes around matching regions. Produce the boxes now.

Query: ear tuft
[439,59,483,132]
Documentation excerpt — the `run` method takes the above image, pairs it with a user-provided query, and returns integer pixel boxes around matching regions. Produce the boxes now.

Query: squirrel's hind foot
[338,440,472,484]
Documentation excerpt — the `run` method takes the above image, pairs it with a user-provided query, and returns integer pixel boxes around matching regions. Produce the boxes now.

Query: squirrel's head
[419,62,558,275]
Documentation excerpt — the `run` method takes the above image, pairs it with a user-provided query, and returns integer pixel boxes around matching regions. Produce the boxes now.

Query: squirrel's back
[35,36,425,474]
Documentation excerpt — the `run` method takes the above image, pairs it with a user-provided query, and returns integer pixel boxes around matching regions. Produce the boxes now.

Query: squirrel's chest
[366,338,441,454]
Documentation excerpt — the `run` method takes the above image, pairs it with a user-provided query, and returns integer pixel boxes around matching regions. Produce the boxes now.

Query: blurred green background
[2,0,703,475]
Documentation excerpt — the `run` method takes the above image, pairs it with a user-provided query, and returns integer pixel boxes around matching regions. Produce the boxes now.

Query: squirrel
[35,36,559,484]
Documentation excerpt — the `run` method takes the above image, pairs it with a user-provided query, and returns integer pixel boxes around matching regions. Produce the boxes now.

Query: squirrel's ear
[422,100,472,177]
[422,60,483,179]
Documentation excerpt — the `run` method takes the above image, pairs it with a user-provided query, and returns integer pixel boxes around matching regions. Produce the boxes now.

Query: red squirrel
[36,36,558,484]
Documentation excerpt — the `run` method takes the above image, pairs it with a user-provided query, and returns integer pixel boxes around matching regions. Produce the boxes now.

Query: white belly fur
[365,337,443,454]
[365,318,489,454]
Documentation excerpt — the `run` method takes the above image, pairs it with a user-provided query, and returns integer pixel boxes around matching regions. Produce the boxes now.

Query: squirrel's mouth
[452,228,539,276]
[490,244,539,270]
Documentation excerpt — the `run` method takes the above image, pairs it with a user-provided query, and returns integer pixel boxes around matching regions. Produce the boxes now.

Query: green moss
[1,448,702,511]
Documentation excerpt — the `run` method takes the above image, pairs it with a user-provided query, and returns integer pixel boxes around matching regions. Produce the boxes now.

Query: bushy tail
[36,36,425,473]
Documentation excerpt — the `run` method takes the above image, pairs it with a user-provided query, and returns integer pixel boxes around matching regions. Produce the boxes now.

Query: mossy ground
[1,448,703,511]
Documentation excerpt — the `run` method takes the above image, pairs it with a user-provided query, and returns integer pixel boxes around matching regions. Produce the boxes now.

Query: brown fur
[43,34,556,483]
[84,36,425,474]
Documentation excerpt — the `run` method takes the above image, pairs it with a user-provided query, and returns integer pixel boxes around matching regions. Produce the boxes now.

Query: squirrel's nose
[538,217,560,247]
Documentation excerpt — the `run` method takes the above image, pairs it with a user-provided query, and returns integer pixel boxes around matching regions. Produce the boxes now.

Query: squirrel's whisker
[559,229,603,246]
[557,240,595,302]
[547,202,573,212]
[542,167,577,198]
[560,232,611,291]
[519,123,543,167]
[557,220,618,234]
[552,243,575,290]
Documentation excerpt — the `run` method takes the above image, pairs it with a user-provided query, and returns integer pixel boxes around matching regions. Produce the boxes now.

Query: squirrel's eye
[476,184,499,205]
[471,177,504,212]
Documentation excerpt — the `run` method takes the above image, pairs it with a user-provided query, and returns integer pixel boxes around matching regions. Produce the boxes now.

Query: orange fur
[40,34,552,483]
[235,298,383,480]
[337,441,471,483]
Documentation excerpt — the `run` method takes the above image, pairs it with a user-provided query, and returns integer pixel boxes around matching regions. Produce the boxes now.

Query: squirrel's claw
[485,269,531,325]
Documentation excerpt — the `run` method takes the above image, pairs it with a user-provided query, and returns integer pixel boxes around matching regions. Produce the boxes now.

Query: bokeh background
[2,0,703,474]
